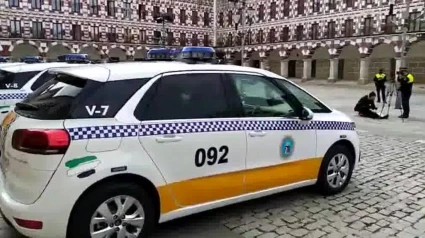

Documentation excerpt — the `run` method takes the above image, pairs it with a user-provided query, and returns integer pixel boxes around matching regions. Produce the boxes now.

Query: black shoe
[399,115,409,119]
[381,115,389,119]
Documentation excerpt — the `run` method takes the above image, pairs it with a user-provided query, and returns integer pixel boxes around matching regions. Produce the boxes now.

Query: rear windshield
[16,72,150,120]
[0,70,41,89]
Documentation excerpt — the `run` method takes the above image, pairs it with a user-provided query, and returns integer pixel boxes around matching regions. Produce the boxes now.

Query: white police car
[0,62,359,238]
[0,62,89,119]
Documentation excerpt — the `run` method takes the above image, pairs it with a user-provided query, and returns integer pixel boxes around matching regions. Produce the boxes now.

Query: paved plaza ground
[1,83,425,238]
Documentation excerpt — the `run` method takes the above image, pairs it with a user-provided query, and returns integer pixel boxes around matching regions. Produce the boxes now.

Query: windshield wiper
[16,102,39,110]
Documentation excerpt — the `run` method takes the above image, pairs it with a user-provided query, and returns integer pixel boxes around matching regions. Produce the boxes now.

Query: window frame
[133,72,237,122]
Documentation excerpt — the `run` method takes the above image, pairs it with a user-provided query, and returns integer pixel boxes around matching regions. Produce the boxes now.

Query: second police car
[0,48,359,238]
[0,54,92,121]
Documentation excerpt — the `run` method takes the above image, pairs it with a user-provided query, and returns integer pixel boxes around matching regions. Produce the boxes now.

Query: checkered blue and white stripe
[67,120,355,141]
[0,93,29,100]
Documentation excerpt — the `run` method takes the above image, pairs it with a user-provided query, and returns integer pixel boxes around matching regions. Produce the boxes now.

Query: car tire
[316,144,355,196]
[67,182,157,238]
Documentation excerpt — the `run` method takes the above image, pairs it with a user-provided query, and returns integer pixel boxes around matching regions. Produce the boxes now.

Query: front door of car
[226,73,318,193]
[135,72,247,208]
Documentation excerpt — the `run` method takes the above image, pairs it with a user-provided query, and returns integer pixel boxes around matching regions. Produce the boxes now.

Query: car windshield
[274,78,332,113]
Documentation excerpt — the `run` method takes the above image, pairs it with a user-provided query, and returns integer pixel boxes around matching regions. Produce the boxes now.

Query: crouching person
[354,92,389,119]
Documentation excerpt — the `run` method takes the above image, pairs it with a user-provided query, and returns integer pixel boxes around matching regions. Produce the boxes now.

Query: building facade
[0,0,213,61]
[1,0,425,83]
[217,0,425,83]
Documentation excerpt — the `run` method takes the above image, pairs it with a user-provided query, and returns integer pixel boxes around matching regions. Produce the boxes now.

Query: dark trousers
[376,84,386,103]
[401,91,412,117]
[358,109,381,119]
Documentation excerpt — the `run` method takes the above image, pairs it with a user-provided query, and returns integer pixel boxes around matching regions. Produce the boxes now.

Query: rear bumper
[0,172,68,238]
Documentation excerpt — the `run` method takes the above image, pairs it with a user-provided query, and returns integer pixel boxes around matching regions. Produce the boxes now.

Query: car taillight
[12,129,70,154]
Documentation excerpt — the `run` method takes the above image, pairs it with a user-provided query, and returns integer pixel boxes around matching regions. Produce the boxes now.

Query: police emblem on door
[280,136,294,158]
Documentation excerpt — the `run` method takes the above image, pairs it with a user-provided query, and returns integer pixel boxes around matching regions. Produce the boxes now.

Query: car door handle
[155,135,182,143]
[248,131,267,137]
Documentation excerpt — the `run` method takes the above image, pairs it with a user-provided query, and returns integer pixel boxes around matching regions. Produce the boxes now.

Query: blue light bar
[57,54,89,63]
[147,48,174,60]
[181,46,215,53]
[20,56,43,63]
[0,57,10,63]
[179,46,215,61]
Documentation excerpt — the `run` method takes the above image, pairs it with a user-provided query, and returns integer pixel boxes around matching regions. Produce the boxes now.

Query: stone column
[395,57,402,76]
[328,58,339,82]
[260,58,269,70]
[242,59,250,67]
[302,58,312,81]
[358,57,370,84]
[280,59,289,78]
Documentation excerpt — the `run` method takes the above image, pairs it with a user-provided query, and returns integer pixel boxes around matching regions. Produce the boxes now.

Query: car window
[229,74,296,118]
[0,70,40,90]
[135,73,231,121]
[275,79,332,113]
[30,70,56,91]
[17,72,149,120]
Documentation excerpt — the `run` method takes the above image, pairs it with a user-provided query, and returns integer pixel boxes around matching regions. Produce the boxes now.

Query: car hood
[313,109,354,123]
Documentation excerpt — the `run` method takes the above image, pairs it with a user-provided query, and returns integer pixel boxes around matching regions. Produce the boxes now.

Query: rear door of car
[135,71,247,208]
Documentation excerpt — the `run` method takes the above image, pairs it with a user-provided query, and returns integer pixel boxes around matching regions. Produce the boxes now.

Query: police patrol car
[0,56,359,238]
[0,56,92,121]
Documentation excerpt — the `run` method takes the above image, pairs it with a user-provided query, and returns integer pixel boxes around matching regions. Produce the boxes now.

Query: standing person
[398,67,414,119]
[374,69,387,103]
[354,92,389,119]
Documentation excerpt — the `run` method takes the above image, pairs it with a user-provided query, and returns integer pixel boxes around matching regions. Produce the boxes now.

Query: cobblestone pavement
[215,133,425,238]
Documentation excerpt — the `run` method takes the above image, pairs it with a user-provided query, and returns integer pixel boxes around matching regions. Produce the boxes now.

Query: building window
[298,0,304,15]
[32,21,43,38]
[311,23,319,40]
[192,11,198,25]
[269,28,276,43]
[344,19,354,37]
[31,0,42,9]
[124,28,131,43]
[296,25,303,41]
[247,30,252,45]
[203,34,209,46]
[153,6,160,19]
[9,19,21,37]
[71,0,81,13]
[258,30,264,43]
[191,34,198,46]
[140,29,146,43]
[123,0,131,19]
[327,21,336,38]
[270,2,276,19]
[51,0,61,11]
[91,25,99,41]
[329,0,336,10]
[280,27,289,41]
[180,33,186,46]
[107,0,115,16]
[346,0,354,7]
[227,33,233,46]
[364,17,373,35]
[180,9,186,24]
[312,0,320,12]
[108,27,116,42]
[138,4,146,20]
[385,15,396,33]
[167,32,174,46]
[283,0,290,17]
[259,4,264,21]
[89,0,99,15]
[365,0,372,4]
[408,12,425,32]
[227,11,232,26]
[219,12,224,27]
[167,8,174,22]
[71,24,81,40]
[8,0,19,7]
[52,23,63,40]
[204,12,209,26]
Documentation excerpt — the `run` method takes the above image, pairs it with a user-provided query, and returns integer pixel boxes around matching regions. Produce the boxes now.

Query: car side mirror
[300,107,314,120]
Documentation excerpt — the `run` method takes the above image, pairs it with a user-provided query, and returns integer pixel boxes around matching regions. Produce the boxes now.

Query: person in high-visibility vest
[373,69,387,103]
[398,67,414,119]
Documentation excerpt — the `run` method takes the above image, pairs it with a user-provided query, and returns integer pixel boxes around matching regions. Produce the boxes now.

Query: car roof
[48,62,281,82]
[0,63,26,69]
[0,62,83,73]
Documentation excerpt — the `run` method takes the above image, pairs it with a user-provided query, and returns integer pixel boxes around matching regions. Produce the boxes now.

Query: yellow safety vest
[407,73,414,83]
[375,73,386,80]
